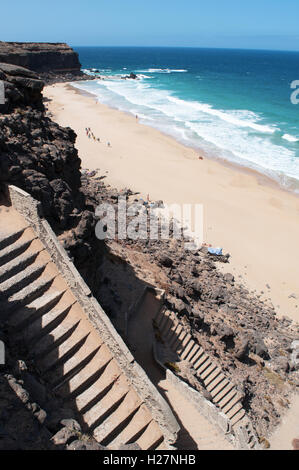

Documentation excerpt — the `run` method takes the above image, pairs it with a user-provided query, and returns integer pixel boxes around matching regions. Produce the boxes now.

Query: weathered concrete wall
[8,184,179,448]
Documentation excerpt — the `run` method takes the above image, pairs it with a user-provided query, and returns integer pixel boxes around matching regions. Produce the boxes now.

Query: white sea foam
[282,134,298,143]
[137,68,188,73]
[137,74,153,79]
[72,78,299,191]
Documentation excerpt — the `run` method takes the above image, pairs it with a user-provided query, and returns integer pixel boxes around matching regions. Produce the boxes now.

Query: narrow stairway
[0,205,167,450]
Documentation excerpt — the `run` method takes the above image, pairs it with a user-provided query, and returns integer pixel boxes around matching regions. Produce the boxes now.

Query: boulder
[51,426,78,446]
[159,255,173,268]
[67,440,106,451]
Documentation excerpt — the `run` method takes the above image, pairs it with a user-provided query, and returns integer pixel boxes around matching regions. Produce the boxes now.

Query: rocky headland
[0,42,81,73]
[0,42,92,84]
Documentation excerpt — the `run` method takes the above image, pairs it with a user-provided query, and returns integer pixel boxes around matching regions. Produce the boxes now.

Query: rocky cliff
[0,42,81,73]
[0,62,103,288]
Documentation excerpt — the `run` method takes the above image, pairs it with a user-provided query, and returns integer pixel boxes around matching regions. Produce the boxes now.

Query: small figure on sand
[292,438,299,450]
[107,141,111,147]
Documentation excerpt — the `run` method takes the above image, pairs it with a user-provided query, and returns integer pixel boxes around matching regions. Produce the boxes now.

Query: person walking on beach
[107,141,111,147]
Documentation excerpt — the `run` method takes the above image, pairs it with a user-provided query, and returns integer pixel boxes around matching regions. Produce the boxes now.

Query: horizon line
[71,45,299,53]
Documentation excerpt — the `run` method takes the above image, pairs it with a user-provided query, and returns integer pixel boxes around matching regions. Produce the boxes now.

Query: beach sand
[44,82,299,323]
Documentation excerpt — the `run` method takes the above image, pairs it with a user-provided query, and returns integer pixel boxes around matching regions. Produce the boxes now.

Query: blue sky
[2,0,299,50]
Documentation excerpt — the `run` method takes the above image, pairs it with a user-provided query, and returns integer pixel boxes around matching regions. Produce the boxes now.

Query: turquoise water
[73,47,299,191]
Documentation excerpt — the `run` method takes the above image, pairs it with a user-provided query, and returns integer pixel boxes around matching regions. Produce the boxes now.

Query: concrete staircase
[154,307,247,431]
[0,201,173,450]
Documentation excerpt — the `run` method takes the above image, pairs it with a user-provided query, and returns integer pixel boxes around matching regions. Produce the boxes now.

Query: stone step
[30,305,85,358]
[203,368,224,388]
[206,374,228,393]
[56,346,113,397]
[160,315,175,338]
[0,249,41,284]
[108,405,153,450]
[83,375,130,429]
[73,359,120,413]
[168,324,183,348]
[7,289,65,329]
[19,303,74,346]
[230,408,246,426]
[155,441,167,450]
[0,227,26,251]
[154,307,165,325]
[50,346,103,391]
[184,343,200,362]
[158,311,172,334]
[227,401,244,420]
[196,358,212,375]
[44,337,101,386]
[0,263,47,298]
[172,330,188,352]
[221,393,242,414]
[0,275,56,318]
[180,339,196,360]
[209,377,230,397]
[36,322,90,370]
[217,389,238,409]
[166,322,182,346]
[193,353,209,370]
[201,364,218,381]
[212,382,234,401]
[0,236,37,267]
[176,333,192,355]
[188,347,204,365]
[93,390,142,444]
[136,420,164,450]
[163,319,179,342]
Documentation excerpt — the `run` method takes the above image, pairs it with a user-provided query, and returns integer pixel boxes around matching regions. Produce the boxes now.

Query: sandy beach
[44,82,299,323]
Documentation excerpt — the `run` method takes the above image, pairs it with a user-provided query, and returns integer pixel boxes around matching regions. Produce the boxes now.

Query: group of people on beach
[85,127,111,147]
[85,127,100,142]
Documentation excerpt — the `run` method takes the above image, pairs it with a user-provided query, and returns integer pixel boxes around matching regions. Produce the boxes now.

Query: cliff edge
[0,42,81,73]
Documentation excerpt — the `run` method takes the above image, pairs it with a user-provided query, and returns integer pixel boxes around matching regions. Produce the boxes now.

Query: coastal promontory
[0,42,81,73]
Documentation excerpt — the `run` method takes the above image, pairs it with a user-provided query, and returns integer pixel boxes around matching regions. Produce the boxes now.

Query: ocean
[72,46,299,192]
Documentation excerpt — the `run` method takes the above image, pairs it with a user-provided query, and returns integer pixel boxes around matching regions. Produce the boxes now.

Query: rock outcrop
[0,63,102,290]
[0,42,81,73]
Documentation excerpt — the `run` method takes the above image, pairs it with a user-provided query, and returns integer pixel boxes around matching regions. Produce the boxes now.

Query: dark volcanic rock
[0,63,44,112]
[159,255,173,268]
[0,42,81,73]
[0,62,106,292]
[67,440,106,451]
